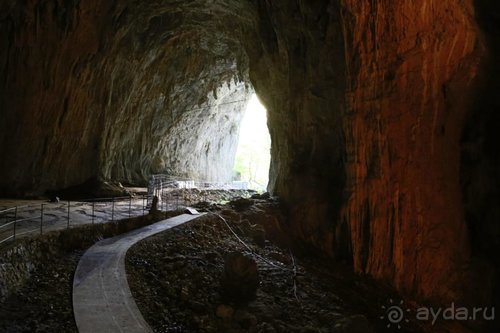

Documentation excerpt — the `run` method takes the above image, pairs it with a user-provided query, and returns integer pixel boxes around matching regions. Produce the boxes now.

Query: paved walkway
[73,213,204,333]
[0,198,150,245]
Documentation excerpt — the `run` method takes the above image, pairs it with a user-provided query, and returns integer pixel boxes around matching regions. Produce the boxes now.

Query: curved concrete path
[73,213,203,333]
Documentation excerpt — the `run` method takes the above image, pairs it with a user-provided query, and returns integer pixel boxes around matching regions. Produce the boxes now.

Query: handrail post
[161,187,164,211]
[67,201,70,228]
[128,196,132,218]
[183,182,187,206]
[12,206,18,242]
[92,201,95,224]
[111,198,115,222]
[176,188,179,210]
[40,203,44,234]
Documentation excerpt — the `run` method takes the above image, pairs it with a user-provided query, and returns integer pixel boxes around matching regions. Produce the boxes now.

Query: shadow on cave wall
[461,1,500,327]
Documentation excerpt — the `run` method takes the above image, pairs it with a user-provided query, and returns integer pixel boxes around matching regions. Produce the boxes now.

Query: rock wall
[247,0,349,262]
[461,0,500,309]
[0,0,252,195]
[248,0,497,309]
[340,0,483,302]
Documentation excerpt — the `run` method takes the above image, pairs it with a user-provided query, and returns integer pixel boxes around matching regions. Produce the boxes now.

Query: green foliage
[232,94,271,191]
[233,142,270,191]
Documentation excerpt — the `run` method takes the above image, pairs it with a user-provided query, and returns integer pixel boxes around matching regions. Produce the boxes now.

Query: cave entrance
[232,94,271,191]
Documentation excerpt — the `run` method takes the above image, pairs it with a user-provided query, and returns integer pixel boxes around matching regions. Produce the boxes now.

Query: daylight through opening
[232,94,270,191]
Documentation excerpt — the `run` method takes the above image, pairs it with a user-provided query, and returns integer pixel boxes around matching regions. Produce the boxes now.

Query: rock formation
[0,1,252,194]
[249,1,499,311]
[0,0,498,326]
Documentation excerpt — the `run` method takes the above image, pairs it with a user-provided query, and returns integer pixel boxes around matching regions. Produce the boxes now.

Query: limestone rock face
[1,0,499,316]
[247,0,498,306]
[337,1,483,302]
[0,0,253,195]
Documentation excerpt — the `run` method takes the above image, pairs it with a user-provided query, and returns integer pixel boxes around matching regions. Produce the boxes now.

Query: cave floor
[0,249,82,332]
[126,206,426,333]
[73,214,204,333]
[0,199,441,333]
[0,198,149,245]
[0,189,252,246]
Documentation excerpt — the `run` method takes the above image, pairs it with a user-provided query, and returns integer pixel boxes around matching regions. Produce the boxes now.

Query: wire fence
[148,175,248,210]
[0,195,152,246]
[0,176,252,247]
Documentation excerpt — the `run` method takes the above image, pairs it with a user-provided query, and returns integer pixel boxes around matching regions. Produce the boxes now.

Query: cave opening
[232,93,271,191]
[0,1,499,332]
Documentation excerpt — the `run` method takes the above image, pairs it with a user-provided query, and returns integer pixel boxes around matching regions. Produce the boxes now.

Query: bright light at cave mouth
[233,94,271,191]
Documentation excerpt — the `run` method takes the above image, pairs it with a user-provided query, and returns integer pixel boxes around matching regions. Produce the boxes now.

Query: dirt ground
[0,195,453,333]
[0,188,253,246]
[0,250,81,333]
[126,199,426,333]
[0,210,183,333]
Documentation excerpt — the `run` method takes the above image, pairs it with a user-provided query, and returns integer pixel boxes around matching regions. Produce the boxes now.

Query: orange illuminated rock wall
[250,0,495,308]
[341,0,483,301]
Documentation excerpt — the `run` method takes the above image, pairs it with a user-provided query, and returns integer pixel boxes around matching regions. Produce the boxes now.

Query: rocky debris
[268,251,292,266]
[248,224,266,247]
[45,178,133,200]
[0,209,181,332]
[215,304,234,320]
[193,190,255,206]
[220,252,259,303]
[193,201,218,212]
[126,204,426,333]
[232,309,258,329]
[149,195,159,213]
[0,250,80,332]
[334,315,374,333]
[0,246,35,302]
[236,219,267,247]
[159,189,255,212]
[229,197,254,211]
[251,192,271,200]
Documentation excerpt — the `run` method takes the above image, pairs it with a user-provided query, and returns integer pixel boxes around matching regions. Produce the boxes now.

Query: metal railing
[148,175,249,210]
[0,195,153,246]
[0,177,251,247]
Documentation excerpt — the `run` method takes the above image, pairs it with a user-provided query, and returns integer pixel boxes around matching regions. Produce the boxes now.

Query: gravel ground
[0,210,183,333]
[0,196,435,333]
[0,250,80,332]
[126,200,425,333]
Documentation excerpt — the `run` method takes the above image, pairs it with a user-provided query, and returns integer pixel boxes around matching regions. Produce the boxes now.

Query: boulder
[220,252,259,302]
